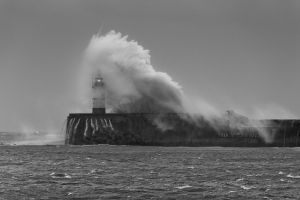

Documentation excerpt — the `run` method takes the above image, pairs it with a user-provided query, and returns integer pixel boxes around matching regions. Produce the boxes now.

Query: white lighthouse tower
[92,73,106,114]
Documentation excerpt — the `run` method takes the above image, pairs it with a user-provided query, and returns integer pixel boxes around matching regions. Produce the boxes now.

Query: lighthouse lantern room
[92,73,106,114]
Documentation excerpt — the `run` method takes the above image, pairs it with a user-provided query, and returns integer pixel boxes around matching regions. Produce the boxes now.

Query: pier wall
[65,113,300,147]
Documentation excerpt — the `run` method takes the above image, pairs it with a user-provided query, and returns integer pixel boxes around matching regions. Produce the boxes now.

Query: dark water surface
[0,145,299,199]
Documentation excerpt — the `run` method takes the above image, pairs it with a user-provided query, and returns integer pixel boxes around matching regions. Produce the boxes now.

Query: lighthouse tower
[92,73,106,114]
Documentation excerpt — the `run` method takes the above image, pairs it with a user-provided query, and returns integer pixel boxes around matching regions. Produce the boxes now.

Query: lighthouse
[92,73,106,114]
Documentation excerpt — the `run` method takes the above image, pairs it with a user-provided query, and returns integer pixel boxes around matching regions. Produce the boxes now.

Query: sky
[0,0,300,132]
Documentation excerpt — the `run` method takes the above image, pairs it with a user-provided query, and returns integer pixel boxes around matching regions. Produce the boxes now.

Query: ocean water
[0,146,299,200]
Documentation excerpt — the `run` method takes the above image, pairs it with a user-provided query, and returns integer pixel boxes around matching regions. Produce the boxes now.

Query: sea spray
[79,30,275,142]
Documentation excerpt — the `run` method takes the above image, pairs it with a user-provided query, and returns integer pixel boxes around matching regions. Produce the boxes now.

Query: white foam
[287,174,300,179]
[50,172,71,179]
[96,118,100,130]
[176,185,192,189]
[83,119,89,137]
[74,119,81,133]
[91,118,96,136]
[109,119,114,130]
[100,118,106,127]
[240,185,255,190]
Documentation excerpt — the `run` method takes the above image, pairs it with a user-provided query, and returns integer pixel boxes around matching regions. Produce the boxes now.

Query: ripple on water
[0,146,299,199]
[240,185,256,190]
[50,172,71,179]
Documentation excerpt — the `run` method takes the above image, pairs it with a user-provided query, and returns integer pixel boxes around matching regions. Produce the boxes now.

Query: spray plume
[81,31,193,115]
[80,30,282,143]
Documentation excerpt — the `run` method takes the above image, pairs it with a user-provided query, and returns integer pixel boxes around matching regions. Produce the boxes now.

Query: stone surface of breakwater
[65,113,300,147]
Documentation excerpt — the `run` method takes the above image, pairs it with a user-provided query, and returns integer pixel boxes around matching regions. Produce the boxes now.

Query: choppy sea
[0,145,299,199]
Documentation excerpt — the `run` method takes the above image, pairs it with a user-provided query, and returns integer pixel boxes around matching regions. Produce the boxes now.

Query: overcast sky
[0,0,300,131]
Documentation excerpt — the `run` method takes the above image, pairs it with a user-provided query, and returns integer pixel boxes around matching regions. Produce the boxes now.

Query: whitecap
[247,173,263,177]
[278,171,284,175]
[240,185,255,190]
[176,185,192,189]
[287,174,300,179]
[50,172,71,179]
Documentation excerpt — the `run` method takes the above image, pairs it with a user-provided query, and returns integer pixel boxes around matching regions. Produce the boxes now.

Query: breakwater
[65,113,300,147]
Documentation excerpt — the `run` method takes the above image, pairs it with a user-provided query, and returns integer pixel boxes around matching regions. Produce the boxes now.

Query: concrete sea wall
[65,113,300,147]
